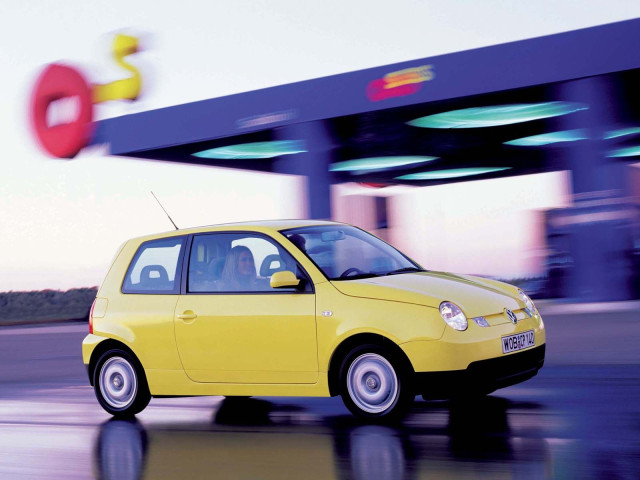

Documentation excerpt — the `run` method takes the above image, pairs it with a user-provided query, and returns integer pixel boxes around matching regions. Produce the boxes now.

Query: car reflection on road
[93,397,551,480]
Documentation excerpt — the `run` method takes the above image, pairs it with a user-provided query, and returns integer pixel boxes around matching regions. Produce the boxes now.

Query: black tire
[93,348,151,417]
[340,344,414,420]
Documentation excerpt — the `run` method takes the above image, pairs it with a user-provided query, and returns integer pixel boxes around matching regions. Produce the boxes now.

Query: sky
[1,0,640,291]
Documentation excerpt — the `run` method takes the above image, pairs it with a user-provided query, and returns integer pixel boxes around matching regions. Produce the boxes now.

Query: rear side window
[122,237,185,294]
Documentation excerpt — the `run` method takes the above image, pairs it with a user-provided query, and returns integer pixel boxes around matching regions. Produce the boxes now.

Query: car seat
[139,264,170,289]
[260,254,285,277]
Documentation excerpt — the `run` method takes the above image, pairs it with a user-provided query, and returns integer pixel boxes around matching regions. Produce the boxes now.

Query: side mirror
[270,270,301,289]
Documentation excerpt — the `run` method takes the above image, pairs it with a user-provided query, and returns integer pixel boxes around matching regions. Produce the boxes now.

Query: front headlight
[439,301,468,331]
[518,289,536,314]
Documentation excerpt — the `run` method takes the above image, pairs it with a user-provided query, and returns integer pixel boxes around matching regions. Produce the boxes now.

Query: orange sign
[367,65,434,102]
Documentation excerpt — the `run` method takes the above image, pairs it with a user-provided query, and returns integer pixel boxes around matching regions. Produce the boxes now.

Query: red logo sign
[29,34,142,158]
[29,64,94,158]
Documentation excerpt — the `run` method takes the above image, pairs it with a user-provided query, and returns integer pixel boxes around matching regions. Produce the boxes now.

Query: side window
[122,237,184,294]
[188,233,312,293]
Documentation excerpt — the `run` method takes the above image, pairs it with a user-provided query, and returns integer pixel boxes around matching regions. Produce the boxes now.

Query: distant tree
[0,287,98,325]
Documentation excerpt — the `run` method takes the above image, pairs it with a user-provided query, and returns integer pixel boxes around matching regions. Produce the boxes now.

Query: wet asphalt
[0,308,639,479]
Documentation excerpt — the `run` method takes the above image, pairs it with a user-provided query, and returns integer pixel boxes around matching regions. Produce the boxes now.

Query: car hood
[331,271,522,317]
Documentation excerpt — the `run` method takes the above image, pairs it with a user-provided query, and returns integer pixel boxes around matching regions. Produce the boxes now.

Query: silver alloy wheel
[99,356,138,409]
[346,353,398,414]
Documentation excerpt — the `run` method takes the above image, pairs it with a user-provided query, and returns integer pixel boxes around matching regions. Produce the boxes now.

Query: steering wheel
[339,267,365,278]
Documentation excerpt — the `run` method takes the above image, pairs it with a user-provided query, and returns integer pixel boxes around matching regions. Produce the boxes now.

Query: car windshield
[281,225,424,280]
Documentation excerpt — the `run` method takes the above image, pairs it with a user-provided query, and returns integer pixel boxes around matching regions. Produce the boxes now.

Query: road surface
[0,307,639,479]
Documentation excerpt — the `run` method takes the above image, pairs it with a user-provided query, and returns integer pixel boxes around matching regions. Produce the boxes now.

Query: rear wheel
[93,349,150,417]
[340,344,413,420]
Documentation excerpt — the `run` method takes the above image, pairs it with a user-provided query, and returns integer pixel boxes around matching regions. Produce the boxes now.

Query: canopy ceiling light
[504,129,588,146]
[407,102,588,129]
[506,127,640,146]
[397,167,511,181]
[604,127,640,140]
[607,146,640,158]
[192,140,306,160]
[330,156,438,174]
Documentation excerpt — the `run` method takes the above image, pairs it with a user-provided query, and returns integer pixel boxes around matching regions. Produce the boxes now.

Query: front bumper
[416,344,545,399]
[401,313,545,372]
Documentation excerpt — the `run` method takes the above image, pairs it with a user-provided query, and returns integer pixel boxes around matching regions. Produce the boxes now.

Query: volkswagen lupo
[83,220,545,419]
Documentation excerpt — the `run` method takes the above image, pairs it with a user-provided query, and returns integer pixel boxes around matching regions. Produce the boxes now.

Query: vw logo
[505,309,517,324]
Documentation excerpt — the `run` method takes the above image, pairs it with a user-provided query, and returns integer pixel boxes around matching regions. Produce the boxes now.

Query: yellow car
[83,220,545,419]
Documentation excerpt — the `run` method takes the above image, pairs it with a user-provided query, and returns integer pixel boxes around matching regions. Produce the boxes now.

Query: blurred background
[2,1,640,308]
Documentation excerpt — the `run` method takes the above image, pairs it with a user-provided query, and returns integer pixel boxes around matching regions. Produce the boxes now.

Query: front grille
[485,307,530,325]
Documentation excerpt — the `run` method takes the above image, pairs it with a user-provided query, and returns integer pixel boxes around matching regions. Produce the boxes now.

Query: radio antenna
[150,191,179,230]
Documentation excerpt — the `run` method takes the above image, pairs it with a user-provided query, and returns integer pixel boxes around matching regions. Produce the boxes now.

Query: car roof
[128,219,346,243]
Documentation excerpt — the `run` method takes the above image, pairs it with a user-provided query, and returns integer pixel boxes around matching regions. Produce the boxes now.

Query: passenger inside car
[220,245,267,291]
[287,233,307,253]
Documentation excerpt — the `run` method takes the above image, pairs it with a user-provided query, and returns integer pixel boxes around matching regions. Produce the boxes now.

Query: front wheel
[93,349,151,417]
[340,345,413,420]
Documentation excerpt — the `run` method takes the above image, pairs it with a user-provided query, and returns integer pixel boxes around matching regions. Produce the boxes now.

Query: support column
[553,76,634,301]
[273,121,335,220]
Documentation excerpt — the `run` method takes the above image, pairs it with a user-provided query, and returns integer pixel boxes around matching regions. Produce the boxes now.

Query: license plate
[502,330,535,354]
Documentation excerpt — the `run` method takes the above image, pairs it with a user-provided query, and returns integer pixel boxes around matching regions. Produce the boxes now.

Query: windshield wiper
[333,272,381,281]
[384,267,426,276]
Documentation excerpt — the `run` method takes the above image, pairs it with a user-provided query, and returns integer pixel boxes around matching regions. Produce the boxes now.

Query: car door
[173,232,318,384]
[118,236,187,371]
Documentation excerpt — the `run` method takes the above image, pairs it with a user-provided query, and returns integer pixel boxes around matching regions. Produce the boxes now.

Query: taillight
[89,299,96,334]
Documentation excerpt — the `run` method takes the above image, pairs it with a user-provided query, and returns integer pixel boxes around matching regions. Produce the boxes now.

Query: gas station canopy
[95,19,640,188]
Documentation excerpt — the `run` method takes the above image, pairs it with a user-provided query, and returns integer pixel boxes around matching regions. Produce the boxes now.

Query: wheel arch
[327,333,415,397]
[88,338,146,387]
